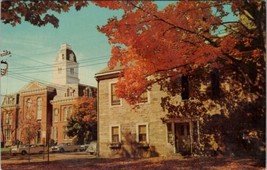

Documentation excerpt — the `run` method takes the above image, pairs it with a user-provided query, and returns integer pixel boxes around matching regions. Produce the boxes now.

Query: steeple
[53,43,79,85]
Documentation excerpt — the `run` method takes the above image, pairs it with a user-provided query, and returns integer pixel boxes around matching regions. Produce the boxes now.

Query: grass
[1,147,11,155]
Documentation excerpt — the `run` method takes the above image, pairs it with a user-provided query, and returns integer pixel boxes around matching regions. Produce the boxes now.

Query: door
[175,123,191,155]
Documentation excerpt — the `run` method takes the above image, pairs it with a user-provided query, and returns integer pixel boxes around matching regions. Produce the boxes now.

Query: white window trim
[36,97,42,120]
[137,91,151,105]
[54,109,59,122]
[109,81,122,108]
[109,124,121,143]
[136,123,149,143]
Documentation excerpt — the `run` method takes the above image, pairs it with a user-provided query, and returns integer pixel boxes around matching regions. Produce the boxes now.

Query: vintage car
[50,143,81,152]
[11,144,46,155]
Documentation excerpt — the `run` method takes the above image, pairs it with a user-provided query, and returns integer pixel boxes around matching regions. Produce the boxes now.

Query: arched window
[54,109,59,122]
[63,107,68,121]
[66,88,70,97]
[36,97,42,120]
[26,99,32,118]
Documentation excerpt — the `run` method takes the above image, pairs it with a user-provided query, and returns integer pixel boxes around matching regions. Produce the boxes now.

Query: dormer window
[70,68,74,75]
[69,53,74,61]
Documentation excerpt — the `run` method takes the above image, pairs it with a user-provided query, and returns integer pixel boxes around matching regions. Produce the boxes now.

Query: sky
[0,4,122,95]
[0,1,235,96]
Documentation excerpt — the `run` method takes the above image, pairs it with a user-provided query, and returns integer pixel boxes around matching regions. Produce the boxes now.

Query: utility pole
[0,50,11,76]
[0,50,11,147]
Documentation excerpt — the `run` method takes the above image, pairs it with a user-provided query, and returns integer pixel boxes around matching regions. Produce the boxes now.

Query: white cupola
[53,43,79,85]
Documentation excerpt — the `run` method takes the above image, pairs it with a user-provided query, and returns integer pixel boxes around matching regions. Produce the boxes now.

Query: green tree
[66,96,97,145]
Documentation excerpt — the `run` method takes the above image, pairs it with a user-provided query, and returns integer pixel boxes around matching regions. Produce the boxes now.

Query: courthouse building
[1,44,96,146]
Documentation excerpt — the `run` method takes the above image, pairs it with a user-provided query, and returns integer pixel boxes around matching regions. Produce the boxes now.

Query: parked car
[50,143,81,152]
[11,144,46,155]
[85,141,97,155]
[79,144,90,151]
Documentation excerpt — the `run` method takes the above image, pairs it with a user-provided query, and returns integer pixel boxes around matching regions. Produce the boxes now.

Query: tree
[67,96,97,145]
[92,1,265,155]
[20,115,40,145]
[1,0,89,28]
[93,1,265,104]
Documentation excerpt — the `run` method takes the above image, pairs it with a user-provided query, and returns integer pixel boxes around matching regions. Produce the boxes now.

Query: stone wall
[98,78,174,158]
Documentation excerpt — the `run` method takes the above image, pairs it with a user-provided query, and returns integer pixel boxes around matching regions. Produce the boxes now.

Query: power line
[9,54,110,71]
[8,61,108,75]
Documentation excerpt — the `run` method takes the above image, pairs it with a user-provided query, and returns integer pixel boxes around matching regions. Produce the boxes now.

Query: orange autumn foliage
[92,1,265,104]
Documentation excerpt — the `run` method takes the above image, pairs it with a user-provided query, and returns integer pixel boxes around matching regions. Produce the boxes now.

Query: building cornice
[20,88,51,95]
[95,71,121,81]
[50,97,77,104]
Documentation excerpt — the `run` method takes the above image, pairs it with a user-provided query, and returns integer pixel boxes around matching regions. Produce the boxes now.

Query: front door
[175,123,191,155]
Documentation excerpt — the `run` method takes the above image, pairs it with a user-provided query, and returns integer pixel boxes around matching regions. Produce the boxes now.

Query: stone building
[1,44,96,146]
[95,67,200,158]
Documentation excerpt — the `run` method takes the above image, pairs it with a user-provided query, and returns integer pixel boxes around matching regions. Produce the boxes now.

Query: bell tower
[53,44,79,85]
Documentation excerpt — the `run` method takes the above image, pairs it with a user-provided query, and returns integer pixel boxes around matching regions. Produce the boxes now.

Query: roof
[95,63,123,81]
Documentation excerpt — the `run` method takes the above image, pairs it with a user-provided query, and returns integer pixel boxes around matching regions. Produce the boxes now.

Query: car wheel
[21,151,27,155]
[59,148,65,153]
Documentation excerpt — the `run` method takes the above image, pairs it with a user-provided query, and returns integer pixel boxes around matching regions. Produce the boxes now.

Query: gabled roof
[19,81,55,93]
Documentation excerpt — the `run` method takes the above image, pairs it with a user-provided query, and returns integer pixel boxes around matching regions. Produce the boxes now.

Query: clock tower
[53,44,79,85]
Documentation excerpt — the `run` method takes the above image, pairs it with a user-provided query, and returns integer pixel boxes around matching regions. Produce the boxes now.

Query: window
[63,126,69,139]
[52,127,58,141]
[70,68,74,75]
[58,68,62,74]
[211,70,220,99]
[63,107,68,121]
[69,107,73,116]
[36,129,41,144]
[110,83,121,106]
[66,88,70,97]
[110,125,120,143]
[137,124,148,143]
[112,127,119,143]
[139,91,148,103]
[36,98,42,120]
[8,113,12,126]
[53,109,58,122]
[5,129,11,140]
[181,75,189,100]
[84,87,93,97]
[5,113,9,124]
[26,99,32,118]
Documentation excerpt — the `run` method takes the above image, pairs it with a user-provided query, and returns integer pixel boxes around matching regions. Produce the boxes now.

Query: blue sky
[1,4,123,95]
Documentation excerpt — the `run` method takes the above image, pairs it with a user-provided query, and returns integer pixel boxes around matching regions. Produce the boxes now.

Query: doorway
[175,123,191,155]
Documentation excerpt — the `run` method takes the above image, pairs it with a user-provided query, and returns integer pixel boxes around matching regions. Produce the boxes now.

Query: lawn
[1,155,265,170]
[1,147,11,155]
